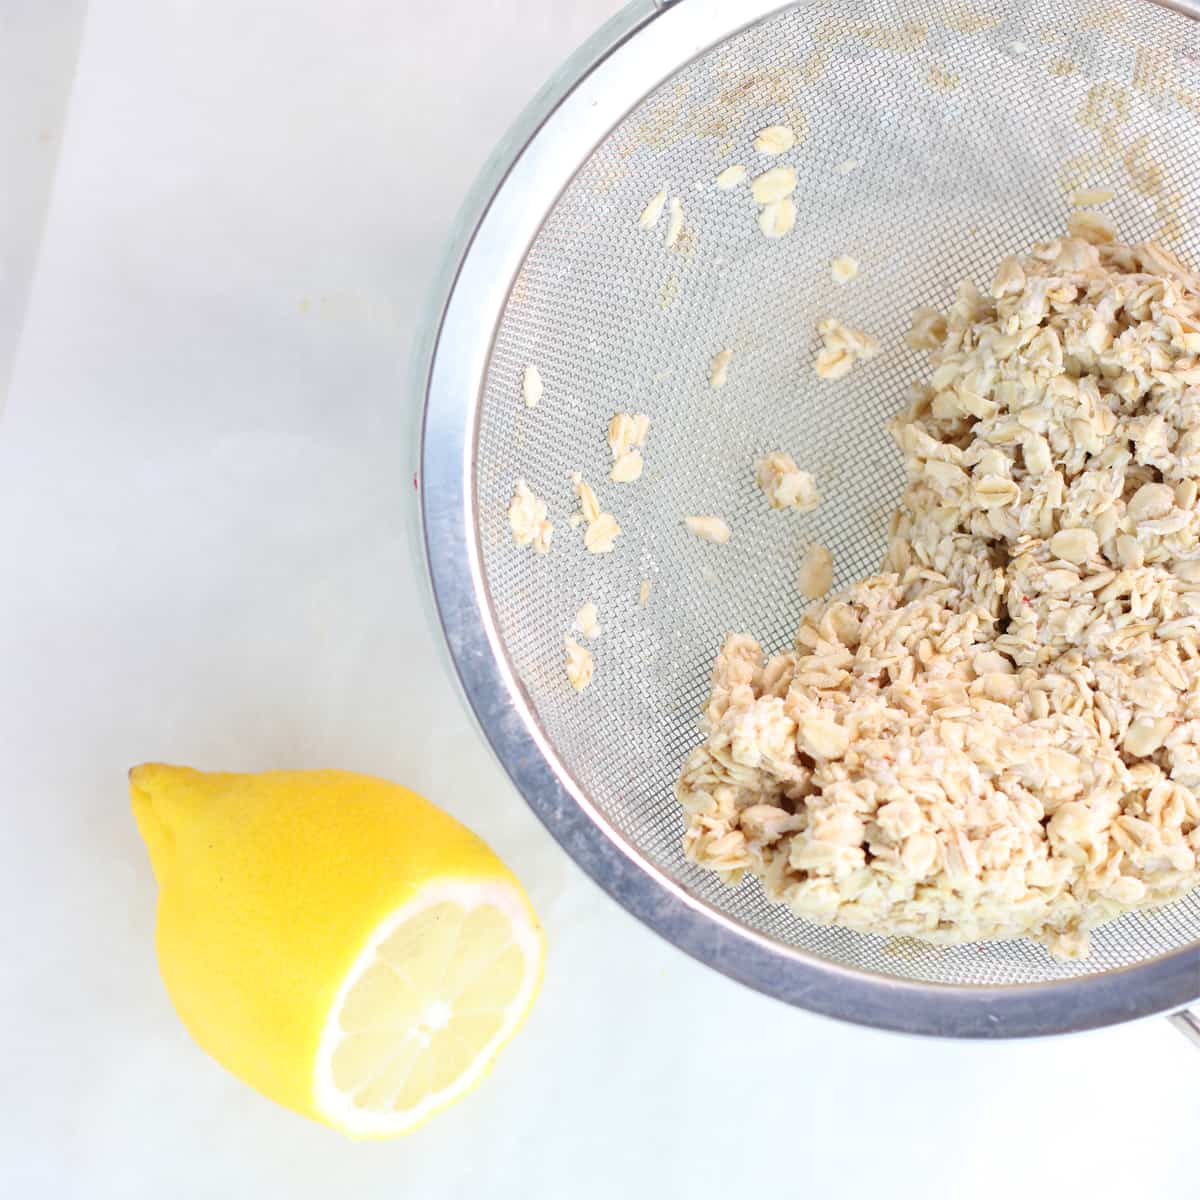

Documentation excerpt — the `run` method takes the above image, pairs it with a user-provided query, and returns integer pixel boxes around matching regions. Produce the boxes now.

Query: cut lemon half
[130,765,545,1138]
[315,879,543,1136]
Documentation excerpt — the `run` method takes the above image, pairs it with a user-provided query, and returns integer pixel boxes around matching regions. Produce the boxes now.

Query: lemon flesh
[131,765,545,1137]
[317,880,542,1135]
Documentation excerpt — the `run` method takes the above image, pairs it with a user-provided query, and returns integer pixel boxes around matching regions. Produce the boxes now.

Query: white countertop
[3,3,1198,1196]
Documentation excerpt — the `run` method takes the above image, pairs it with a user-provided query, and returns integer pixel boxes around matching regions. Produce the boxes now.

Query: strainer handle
[1169,1008,1200,1048]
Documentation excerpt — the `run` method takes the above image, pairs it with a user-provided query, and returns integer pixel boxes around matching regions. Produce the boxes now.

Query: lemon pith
[130,765,545,1137]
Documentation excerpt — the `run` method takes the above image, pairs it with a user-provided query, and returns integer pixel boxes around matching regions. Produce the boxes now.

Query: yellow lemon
[130,764,545,1137]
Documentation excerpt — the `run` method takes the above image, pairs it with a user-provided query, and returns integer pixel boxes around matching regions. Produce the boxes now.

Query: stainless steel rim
[419,0,1200,1037]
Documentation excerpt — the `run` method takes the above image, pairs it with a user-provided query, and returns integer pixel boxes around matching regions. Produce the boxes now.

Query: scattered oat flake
[750,166,798,205]
[572,472,621,554]
[508,480,553,554]
[797,542,833,598]
[574,602,601,640]
[830,256,859,284]
[834,159,860,175]
[572,472,600,523]
[685,515,731,544]
[584,513,621,554]
[753,124,796,155]
[608,413,649,482]
[522,364,543,409]
[665,196,684,248]
[709,348,734,389]
[758,195,796,239]
[716,163,747,189]
[638,189,667,230]
[607,411,650,458]
[814,316,879,379]
[755,452,821,512]
[610,449,644,483]
[1071,187,1116,206]
[639,578,652,606]
[564,636,594,692]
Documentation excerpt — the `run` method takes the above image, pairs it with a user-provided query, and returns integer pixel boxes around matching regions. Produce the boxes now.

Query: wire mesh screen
[474,0,1200,986]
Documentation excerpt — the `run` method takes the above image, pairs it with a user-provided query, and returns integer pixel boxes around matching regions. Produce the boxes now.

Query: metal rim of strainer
[419,0,1200,1037]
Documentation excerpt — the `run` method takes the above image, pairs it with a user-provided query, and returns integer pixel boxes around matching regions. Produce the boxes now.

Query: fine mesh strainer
[420,0,1200,1037]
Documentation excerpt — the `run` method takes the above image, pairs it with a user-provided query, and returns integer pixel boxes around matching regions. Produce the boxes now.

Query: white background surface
[3,3,1199,1197]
